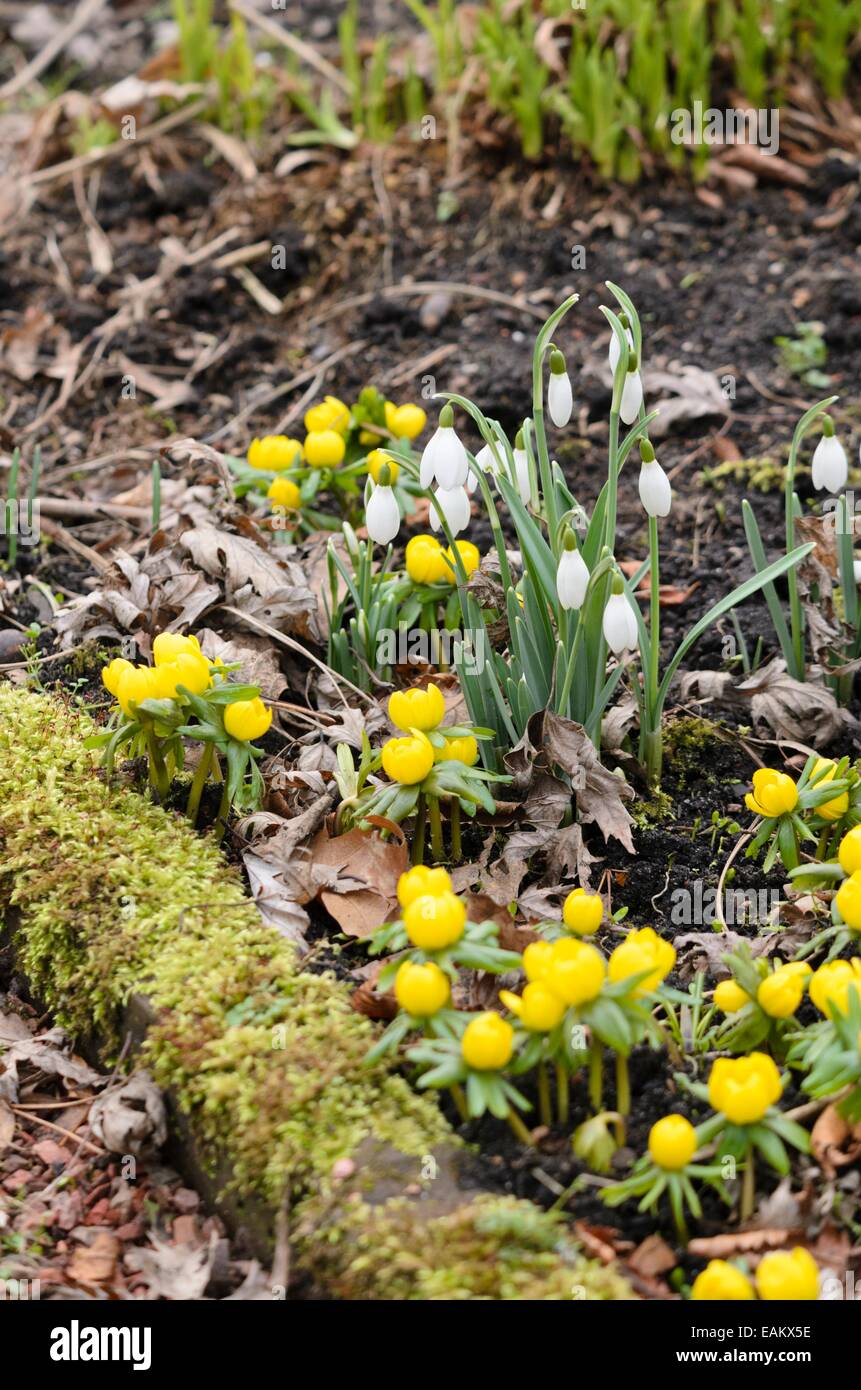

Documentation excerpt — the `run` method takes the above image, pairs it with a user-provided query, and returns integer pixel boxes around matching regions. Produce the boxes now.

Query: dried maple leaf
[811,1104,861,1177]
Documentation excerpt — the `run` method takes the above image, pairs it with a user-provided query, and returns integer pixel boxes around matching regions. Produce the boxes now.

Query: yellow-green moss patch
[0,687,633,1299]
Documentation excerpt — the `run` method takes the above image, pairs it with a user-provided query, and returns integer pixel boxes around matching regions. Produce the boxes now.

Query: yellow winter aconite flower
[499,982,566,1033]
[385,400,427,440]
[755,1247,819,1301]
[116,665,158,717]
[267,477,301,510]
[648,1114,697,1171]
[441,540,481,579]
[608,927,675,994]
[461,1012,514,1070]
[435,735,478,766]
[102,657,134,696]
[394,960,450,1017]
[381,730,435,784]
[838,825,861,876]
[522,940,554,982]
[809,757,848,821]
[809,957,861,1018]
[707,1052,782,1125]
[562,888,603,937]
[367,449,399,484]
[304,395,349,436]
[691,1260,756,1301]
[153,651,212,699]
[544,937,606,1006]
[713,980,751,1014]
[835,872,861,930]
[403,891,466,951]
[744,767,798,817]
[305,429,346,468]
[405,534,449,585]
[152,632,201,666]
[223,696,272,741]
[247,435,304,471]
[757,965,808,1019]
[388,685,445,733]
[397,864,452,909]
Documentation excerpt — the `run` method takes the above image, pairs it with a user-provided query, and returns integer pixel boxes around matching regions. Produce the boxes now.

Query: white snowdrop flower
[419,402,469,490]
[547,348,573,427]
[608,316,634,374]
[811,421,847,494]
[638,441,672,517]
[620,364,643,425]
[429,484,470,537]
[470,440,501,493]
[854,559,861,587]
[365,474,400,544]
[556,534,590,611]
[602,582,639,655]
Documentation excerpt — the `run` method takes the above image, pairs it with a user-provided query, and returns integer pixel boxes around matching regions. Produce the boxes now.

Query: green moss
[630,788,674,830]
[662,715,724,788]
[296,1194,635,1300]
[0,688,633,1299]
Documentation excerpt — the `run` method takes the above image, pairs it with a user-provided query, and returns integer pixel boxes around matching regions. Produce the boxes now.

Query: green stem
[214,777,231,844]
[614,1053,630,1144]
[741,1142,756,1222]
[186,742,214,826]
[450,799,461,862]
[588,1041,603,1112]
[538,1060,552,1128]
[412,793,426,865]
[506,1109,533,1146]
[427,793,444,862]
[556,1062,569,1127]
[643,513,662,785]
[449,1083,469,1123]
[141,722,169,800]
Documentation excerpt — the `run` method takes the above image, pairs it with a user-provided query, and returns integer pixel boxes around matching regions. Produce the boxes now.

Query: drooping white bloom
[365,482,400,544]
[609,323,634,374]
[602,589,639,655]
[854,559,861,587]
[513,445,532,505]
[419,410,469,490]
[638,456,672,517]
[556,546,590,611]
[620,369,643,425]
[429,485,470,536]
[548,350,573,427]
[470,440,503,493]
[811,432,848,494]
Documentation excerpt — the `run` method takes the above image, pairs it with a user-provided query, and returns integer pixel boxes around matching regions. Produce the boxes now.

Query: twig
[205,341,368,444]
[0,0,108,101]
[12,1108,106,1157]
[28,98,210,188]
[37,515,113,574]
[712,831,753,931]
[221,605,376,708]
[306,281,549,329]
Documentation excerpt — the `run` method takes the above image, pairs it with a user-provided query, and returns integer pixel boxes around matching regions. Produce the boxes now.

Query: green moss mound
[0,687,633,1300]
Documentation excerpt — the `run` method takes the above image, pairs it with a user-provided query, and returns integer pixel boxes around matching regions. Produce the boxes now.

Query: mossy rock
[0,687,634,1300]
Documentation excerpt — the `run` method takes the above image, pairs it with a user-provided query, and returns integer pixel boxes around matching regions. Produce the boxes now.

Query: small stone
[331,1158,355,1181]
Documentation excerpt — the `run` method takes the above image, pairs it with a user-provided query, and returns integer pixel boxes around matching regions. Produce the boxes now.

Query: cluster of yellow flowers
[247,394,428,515]
[381,685,478,785]
[746,757,848,820]
[404,535,480,586]
[102,635,271,741]
[692,1248,819,1301]
[102,634,212,717]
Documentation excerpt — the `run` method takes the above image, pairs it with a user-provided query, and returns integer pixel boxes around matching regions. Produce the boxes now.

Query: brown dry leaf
[67,1232,121,1286]
[628,1233,677,1278]
[0,1029,102,1106]
[0,1099,14,1154]
[126,1231,217,1300]
[180,525,320,639]
[542,710,635,851]
[680,657,857,744]
[311,826,408,937]
[0,306,52,381]
[196,628,286,701]
[88,1072,167,1158]
[811,1104,861,1177]
[574,1220,629,1264]
[687,1229,793,1259]
[642,365,730,437]
[712,436,743,463]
